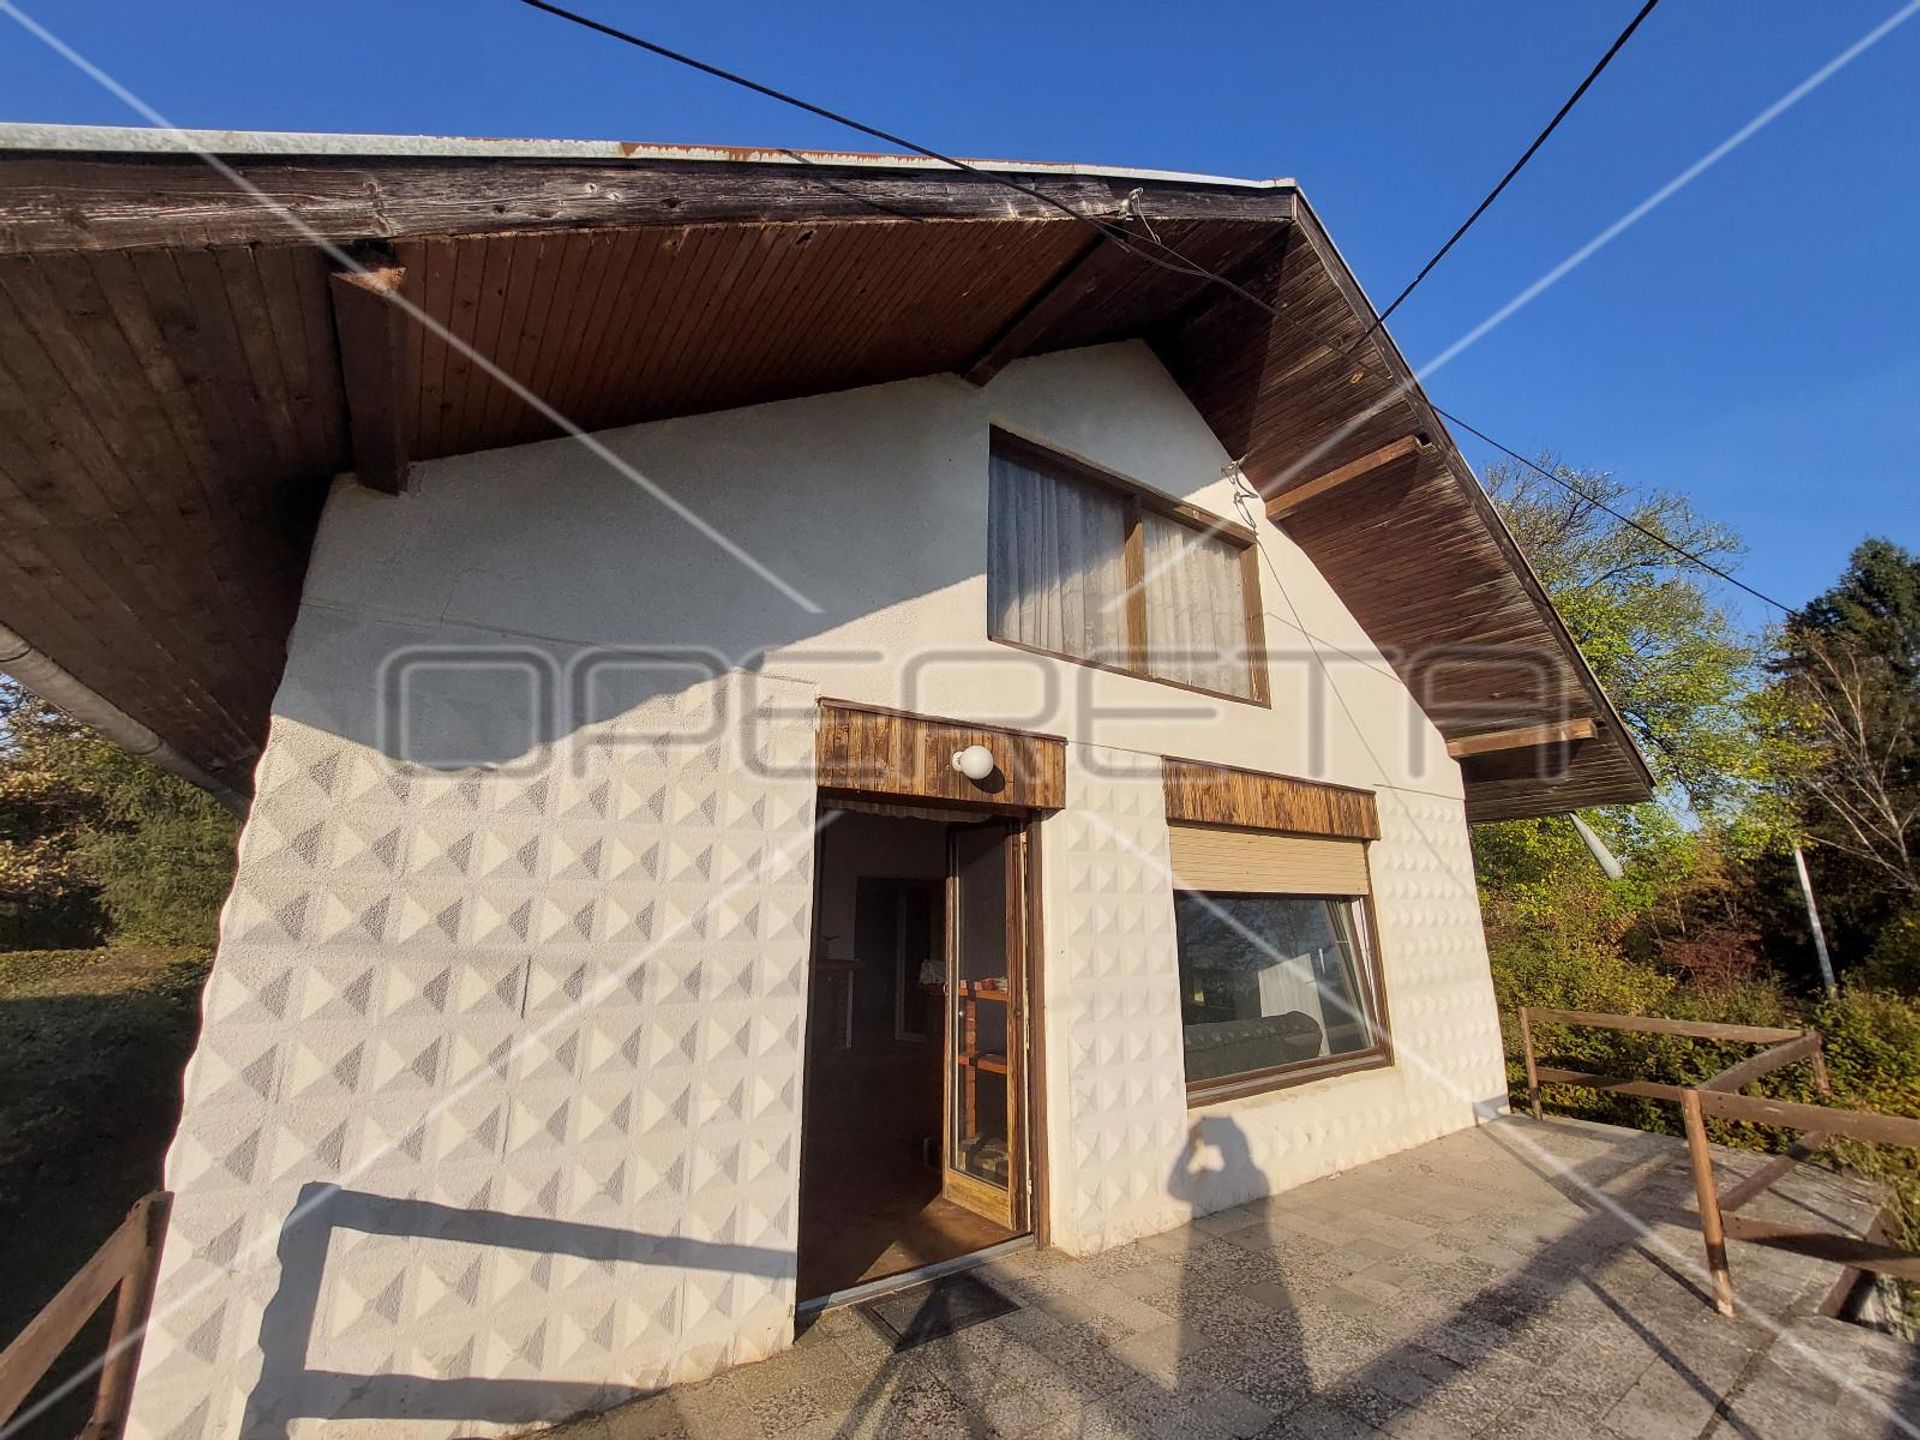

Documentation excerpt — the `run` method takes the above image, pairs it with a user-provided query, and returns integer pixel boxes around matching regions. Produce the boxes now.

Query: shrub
[1813,989,1920,1254]
[1855,904,1920,997]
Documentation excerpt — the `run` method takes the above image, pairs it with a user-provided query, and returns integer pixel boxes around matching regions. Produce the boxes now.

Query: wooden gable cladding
[1155,198,1654,822]
[1161,757,1380,841]
[815,700,1066,811]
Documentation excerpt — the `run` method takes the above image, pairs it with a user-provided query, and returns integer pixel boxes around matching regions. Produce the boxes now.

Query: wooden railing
[1514,1007,1920,1317]
[0,1191,170,1439]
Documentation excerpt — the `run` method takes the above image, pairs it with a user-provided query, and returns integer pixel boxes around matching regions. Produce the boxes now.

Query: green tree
[1795,538,1920,683]
[1473,458,1804,995]
[0,680,238,948]
[1488,458,1780,825]
[1773,540,1920,985]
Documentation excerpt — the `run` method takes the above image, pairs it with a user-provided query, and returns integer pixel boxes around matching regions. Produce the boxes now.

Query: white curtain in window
[1142,512,1250,696]
[988,450,1129,666]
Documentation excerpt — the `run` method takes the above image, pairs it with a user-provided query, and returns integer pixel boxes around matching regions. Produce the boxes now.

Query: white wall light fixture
[951,745,996,782]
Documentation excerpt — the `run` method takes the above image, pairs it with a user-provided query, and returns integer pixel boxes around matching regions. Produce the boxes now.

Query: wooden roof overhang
[0,128,1652,821]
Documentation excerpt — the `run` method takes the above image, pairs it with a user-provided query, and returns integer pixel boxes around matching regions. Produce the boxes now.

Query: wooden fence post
[1681,1090,1736,1317]
[1808,1032,1832,1099]
[1517,1007,1543,1120]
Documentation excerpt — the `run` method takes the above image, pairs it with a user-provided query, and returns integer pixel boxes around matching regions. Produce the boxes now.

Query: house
[0,125,1652,1439]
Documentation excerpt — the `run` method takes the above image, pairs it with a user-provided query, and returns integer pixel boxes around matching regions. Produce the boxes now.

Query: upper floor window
[986,432,1266,703]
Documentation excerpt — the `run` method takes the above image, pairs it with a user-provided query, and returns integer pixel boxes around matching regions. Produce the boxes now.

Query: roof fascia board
[0,136,1297,255]
[0,122,1294,189]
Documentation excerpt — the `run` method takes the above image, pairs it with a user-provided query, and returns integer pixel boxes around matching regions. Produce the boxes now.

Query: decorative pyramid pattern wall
[1039,747,1191,1254]
[1364,785,1507,1122]
[1038,754,1503,1252]
[1136,784,1506,1220]
[128,671,819,1440]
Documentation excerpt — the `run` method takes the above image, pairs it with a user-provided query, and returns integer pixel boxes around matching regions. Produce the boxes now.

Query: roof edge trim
[0,123,1296,190]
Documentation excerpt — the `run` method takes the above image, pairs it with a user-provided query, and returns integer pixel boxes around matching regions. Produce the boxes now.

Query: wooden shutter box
[1161,757,1380,840]
[1168,823,1370,896]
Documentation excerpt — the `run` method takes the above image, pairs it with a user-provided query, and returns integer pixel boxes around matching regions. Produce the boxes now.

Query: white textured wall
[130,671,819,1440]
[1037,747,1191,1253]
[1038,754,1501,1254]
[1114,784,1504,1228]
[133,342,1502,1440]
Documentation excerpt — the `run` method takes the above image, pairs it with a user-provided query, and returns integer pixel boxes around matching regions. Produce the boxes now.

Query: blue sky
[3,1,1915,630]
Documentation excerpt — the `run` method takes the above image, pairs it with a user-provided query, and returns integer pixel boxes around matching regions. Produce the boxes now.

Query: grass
[0,946,210,1437]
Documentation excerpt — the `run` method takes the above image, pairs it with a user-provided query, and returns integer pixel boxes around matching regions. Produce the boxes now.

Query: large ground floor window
[1168,824,1391,1101]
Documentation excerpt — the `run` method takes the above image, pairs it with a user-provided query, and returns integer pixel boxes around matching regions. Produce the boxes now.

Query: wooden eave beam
[1447,717,1596,760]
[328,266,414,495]
[1264,435,1422,520]
[962,233,1113,387]
[0,154,1296,254]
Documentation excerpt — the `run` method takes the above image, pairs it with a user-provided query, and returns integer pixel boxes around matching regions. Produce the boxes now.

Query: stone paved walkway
[543,1117,1917,1440]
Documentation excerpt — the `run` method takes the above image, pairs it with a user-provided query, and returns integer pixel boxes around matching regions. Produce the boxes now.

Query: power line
[1432,406,1794,615]
[1360,0,1665,339]
[518,0,1785,616]
[514,0,1281,316]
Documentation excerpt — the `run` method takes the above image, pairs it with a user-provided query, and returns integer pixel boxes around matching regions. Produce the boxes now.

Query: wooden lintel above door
[816,700,1066,811]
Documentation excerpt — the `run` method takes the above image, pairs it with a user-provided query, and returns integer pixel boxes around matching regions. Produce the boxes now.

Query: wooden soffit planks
[816,700,1065,810]
[0,174,1283,802]
[0,136,1652,821]
[1161,757,1380,841]
[1153,194,1655,822]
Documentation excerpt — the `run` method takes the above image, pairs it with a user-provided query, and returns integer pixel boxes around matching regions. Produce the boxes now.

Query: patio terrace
[544,1115,1917,1440]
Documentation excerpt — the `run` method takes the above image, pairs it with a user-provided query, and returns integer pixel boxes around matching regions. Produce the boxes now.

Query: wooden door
[943,820,1027,1229]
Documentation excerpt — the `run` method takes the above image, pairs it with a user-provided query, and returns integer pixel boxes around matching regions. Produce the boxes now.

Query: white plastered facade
[130,342,1507,1440]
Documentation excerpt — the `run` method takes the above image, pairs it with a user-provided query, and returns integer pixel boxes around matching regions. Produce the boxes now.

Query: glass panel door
[944,820,1024,1228]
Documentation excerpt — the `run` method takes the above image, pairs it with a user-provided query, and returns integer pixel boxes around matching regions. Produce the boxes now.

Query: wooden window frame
[987,429,1271,708]
[1176,880,1395,1107]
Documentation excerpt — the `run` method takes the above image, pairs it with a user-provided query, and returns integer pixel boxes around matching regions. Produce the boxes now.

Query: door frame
[799,792,1049,1306]
[941,818,1028,1232]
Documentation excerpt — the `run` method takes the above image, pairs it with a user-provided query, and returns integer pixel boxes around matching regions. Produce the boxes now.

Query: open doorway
[798,803,1034,1302]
